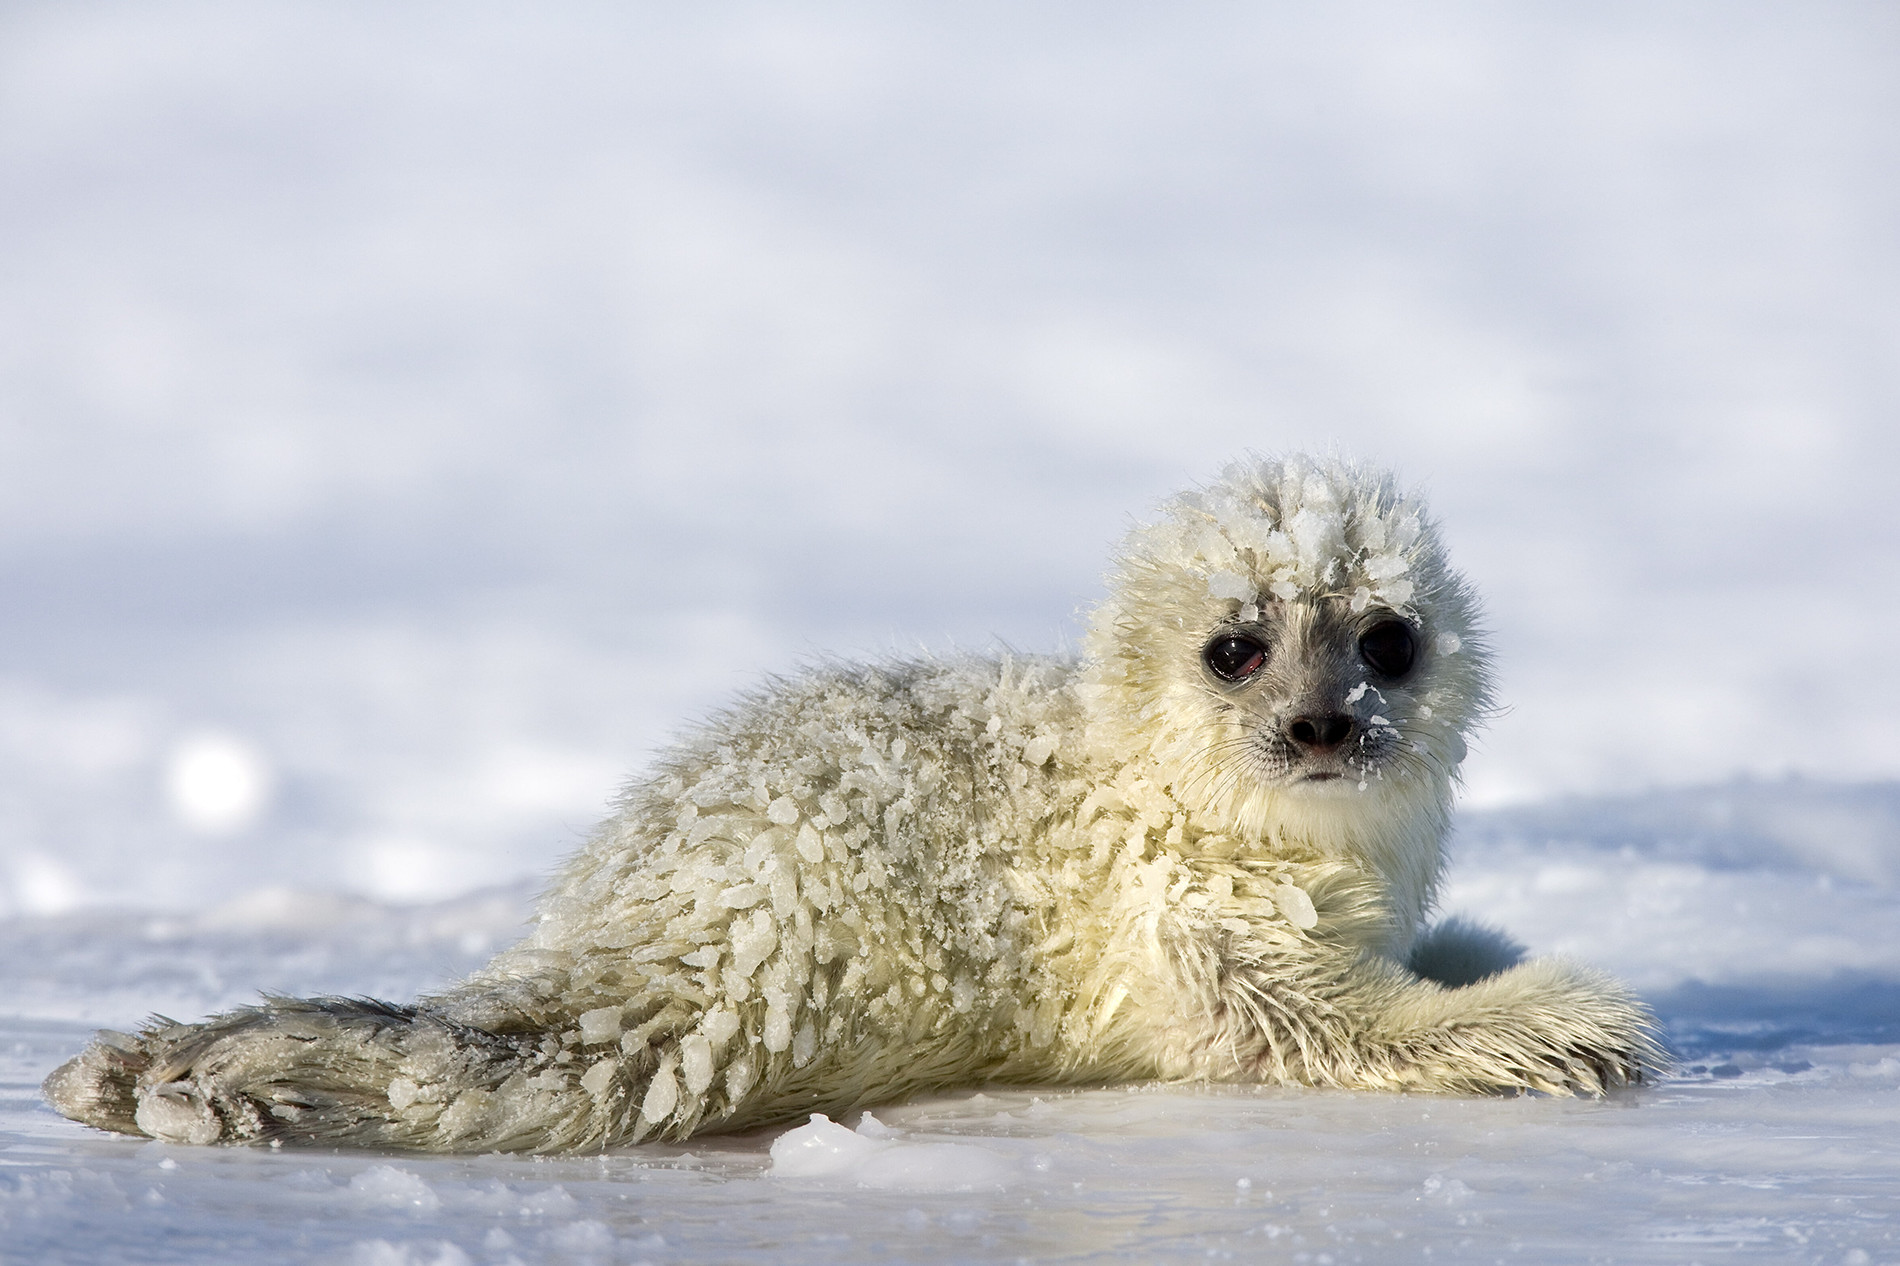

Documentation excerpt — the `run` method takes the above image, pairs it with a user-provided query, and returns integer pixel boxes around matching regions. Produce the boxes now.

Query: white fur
[44,455,1665,1151]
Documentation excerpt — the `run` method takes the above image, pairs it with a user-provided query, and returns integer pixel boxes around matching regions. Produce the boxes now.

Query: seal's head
[1083,455,1492,915]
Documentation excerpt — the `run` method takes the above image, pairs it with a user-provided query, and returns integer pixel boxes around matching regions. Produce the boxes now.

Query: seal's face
[1083,456,1493,847]
[1196,597,1433,796]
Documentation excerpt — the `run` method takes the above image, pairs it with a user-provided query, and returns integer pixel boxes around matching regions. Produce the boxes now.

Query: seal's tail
[41,997,594,1151]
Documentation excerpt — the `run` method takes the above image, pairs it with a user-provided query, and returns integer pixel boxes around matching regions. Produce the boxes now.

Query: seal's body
[45,456,1665,1151]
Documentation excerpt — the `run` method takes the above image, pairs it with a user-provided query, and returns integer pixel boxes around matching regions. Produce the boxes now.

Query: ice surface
[5,780,1900,1263]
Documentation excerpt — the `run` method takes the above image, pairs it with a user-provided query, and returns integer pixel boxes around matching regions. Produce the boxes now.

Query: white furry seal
[45,455,1665,1151]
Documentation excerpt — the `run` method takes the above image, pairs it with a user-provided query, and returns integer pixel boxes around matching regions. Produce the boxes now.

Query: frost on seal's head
[1080,455,1493,913]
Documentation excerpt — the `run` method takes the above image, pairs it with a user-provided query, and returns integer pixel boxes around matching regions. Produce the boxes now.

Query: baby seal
[45,455,1665,1151]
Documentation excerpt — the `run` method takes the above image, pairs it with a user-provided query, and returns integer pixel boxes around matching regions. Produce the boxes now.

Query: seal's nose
[1286,714,1353,751]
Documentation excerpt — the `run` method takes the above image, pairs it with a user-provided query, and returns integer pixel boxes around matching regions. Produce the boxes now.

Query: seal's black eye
[1204,634,1268,682]
[1359,619,1418,679]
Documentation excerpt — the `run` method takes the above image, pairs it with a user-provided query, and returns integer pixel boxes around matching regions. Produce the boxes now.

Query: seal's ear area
[1406,916,1527,987]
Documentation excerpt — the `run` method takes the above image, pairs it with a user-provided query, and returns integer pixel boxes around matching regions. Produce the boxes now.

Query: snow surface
[7,779,1900,1264]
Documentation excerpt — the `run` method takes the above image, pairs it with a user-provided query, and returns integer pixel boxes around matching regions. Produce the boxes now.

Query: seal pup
[45,455,1665,1151]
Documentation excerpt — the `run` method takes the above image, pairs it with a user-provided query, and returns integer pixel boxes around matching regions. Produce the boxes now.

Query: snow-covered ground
[7,779,1900,1265]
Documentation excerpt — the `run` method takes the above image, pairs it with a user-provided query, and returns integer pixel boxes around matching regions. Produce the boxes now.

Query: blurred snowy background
[2,0,1896,915]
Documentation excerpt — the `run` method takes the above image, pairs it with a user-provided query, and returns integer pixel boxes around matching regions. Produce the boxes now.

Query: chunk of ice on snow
[768,1113,1017,1190]
[348,1165,441,1213]
[349,1241,470,1266]
[769,1114,886,1178]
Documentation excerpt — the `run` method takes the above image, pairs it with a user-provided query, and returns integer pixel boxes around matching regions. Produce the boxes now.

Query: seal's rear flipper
[43,1027,149,1136]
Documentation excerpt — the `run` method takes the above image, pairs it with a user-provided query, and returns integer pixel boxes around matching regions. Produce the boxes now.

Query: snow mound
[769,1113,1017,1189]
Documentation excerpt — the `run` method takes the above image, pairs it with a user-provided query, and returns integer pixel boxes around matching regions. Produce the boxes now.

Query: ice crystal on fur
[44,455,1664,1152]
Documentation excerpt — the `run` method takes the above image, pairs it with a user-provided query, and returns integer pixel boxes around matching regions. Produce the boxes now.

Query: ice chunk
[763,995,793,1052]
[1419,1174,1475,1205]
[731,907,778,976]
[1364,552,1408,581]
[768,1113,886,1178]
[700,1009,741,1046]
[134,1091,222,1146]
[577,1005,622,1046]
[1273,883,1318,929]
[579,1058,617,1099]
[640,1057,679,1122]
[349,1241,470,1266]
[1286,506,1346,573]
[1207,570,1255,602]
[514,1185,578,1217]
[550,1222,615,1254]
[720,882,767,909]
[768,1114,1017,1190]
[1375,579,1415,606]
[348,1165,441,1213]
